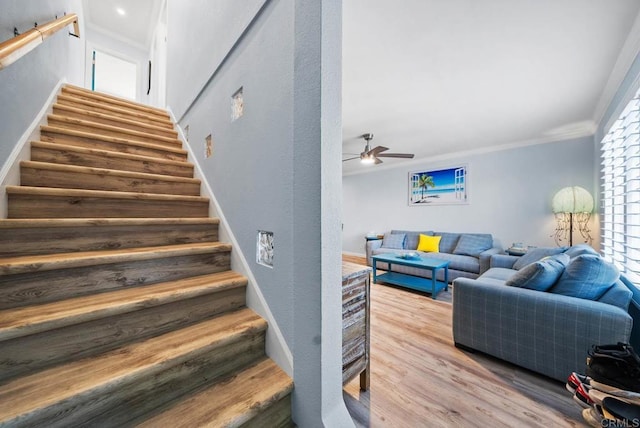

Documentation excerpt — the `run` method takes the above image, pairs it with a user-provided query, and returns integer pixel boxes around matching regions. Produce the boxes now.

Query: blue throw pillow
[564,243,599,258]
[506,254,570,291]
[550,255,620,300]
[381,233,406,249]
[434,232,461,253]
[453,234,493,257]
[512,247,567,270]
[598,280,633,311]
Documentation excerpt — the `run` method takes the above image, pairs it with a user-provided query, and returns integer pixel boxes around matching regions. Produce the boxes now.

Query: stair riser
[7,194,209,219]
[56,97,173,129]
[0,287,246,383]
[41,131,187,162]
[18,333,265,428]
[52,105,178,139]
[61,87,170,120]
[31,144,194,178]
[0,224,217,257]
[20,166,201,196]
[243,396,293,428]
[0,252,231,309]
[47,117,182,148]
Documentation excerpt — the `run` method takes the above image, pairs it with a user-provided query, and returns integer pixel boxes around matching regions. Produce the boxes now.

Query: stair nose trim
[136,358,293,428]
[51,104,178,137]
[21,161,201,184]
[0,242,231,276]
[0,218,219,229]
[6,186,208,202]
[31,141,194,168]
[0,271,248,342]
[0,309,266,423]
[41,125,188,155]
[63,84,170,117]
[47,114,182,146]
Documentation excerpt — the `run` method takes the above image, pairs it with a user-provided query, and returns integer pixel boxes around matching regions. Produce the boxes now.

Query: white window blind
[601,89,640,285]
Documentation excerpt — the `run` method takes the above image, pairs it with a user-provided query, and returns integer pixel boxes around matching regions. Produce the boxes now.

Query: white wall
[166,0,348,425]
[343,136,596,255]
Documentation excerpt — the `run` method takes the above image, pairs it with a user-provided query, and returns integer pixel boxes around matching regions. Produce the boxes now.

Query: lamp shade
[552,186,594,214]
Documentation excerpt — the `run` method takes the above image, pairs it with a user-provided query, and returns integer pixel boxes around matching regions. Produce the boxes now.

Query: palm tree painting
[417,174,435,201]
[409,166,467,205]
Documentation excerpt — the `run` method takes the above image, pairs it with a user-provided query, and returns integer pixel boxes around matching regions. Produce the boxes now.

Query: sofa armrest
[478,247,503,274]
[452,278,633,381]
[490,254,519,269]
[366,239,383,266]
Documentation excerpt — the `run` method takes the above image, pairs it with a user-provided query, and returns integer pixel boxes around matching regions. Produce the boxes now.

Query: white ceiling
[342,0,640,174]
[81,1,640,174]
[83,0,162,51]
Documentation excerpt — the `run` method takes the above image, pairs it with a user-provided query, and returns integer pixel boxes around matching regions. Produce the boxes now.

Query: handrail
[0,13,80,70]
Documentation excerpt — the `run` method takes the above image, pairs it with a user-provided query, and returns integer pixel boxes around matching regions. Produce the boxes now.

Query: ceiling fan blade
[374,157,383,165]
[342,156,361,162]
[368,146,389,156]
[377,153,415,159]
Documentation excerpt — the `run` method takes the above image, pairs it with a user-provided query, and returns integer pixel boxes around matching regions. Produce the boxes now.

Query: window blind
[601,90,640,285]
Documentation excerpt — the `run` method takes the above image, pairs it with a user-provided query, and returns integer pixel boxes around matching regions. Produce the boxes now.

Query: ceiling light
[116,7,126,16]
[360,155,375,165]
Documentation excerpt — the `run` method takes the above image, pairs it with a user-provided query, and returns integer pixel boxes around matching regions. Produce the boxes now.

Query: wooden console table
[342,261,371,390]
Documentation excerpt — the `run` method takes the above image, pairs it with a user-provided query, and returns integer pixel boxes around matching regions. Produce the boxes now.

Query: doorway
[91,50,137,101]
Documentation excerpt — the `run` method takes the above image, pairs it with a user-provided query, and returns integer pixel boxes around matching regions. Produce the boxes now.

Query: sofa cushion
[598,280,633,311]
[382,232,405,249]
[391,230,433,250]
[513,247,566,270]
[480,267,517,282]
[417,234,441,252]
[550,255,620,300]
[564,243,599,258]
[505,254,570,292]
[420,252,480,274]
[434,232,461,253]
[453,234,493,257]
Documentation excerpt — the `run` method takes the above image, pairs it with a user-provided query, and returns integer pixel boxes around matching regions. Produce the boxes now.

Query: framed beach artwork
[408,165,468,206]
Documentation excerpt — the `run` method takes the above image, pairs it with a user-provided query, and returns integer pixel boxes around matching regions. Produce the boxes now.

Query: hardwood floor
[342,254,584,427]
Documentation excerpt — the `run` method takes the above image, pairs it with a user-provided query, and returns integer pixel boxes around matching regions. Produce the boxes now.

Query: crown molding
[593,10,640,128]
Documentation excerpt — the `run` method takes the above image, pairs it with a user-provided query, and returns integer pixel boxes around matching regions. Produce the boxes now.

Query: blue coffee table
[371,253,450,299]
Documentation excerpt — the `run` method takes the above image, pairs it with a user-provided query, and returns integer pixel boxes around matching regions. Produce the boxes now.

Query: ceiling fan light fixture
[360,154,375,164]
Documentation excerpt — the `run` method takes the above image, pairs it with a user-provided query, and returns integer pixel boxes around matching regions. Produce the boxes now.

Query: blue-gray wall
[0,0,85,174]
[166,1,347,425]
[343,136,596,254]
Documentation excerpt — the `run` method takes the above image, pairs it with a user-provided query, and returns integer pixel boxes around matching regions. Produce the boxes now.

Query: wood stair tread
[41,125,187,155]
[0,271,247,342]
[31,141,192,168]
[56,94,173,128]
[52,103,178,137]
[0,242,231,276]
[21,161,201,184]
[138,358,293,427]
[63,84,170,117]
[47,114,182,146]
[0,308,266,424]
[6,185,208,202]
[0,217,218,229]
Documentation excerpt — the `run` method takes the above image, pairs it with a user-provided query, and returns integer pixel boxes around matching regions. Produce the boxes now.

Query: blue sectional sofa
[452,244,638,382]
[366,230,502,282]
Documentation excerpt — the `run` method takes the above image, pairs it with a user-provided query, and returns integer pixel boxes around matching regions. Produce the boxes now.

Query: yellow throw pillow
[417,234,441,253]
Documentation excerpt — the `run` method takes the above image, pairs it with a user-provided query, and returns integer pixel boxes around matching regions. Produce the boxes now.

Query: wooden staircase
[0,84,293,427]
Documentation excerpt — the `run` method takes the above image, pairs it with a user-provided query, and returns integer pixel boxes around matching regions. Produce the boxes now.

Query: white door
[92,50,137,101]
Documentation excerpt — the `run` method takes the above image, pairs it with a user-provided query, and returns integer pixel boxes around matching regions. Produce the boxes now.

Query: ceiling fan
[343,133,415,165]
